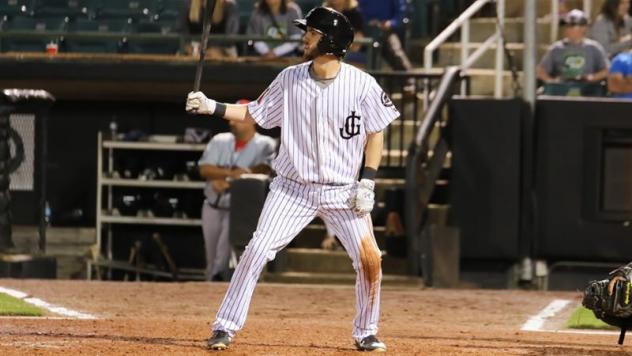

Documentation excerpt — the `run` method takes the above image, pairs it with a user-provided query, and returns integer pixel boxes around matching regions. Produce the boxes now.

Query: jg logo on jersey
[340,111,361,139]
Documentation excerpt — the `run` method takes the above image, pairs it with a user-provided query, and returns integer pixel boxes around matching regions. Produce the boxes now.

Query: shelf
[100,215,202,226]
[102,140,206,151]
[101,177,205,189]
[88,259,206,281]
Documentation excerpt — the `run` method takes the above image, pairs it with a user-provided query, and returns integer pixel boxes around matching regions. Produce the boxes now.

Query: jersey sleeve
[198,136,221,166]
[610,55,627,75]
[361,78,401,133]
[247,71,285,129]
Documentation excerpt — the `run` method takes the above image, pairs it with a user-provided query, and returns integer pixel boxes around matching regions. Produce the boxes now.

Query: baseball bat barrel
[193,0,217,92]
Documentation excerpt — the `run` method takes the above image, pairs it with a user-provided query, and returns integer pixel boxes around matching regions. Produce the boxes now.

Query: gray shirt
[246,3,303,56]
[198,132,277,208]
[589,14,632,57]
[538,38,609,80]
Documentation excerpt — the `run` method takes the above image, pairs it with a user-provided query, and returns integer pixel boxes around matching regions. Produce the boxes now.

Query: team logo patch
[340,111,361,139]
[381,91,394,107]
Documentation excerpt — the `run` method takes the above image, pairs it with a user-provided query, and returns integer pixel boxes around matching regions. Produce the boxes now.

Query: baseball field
[0,279,629,355]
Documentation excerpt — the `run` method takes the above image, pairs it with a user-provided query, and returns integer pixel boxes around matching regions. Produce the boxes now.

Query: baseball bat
[193,0,217,92]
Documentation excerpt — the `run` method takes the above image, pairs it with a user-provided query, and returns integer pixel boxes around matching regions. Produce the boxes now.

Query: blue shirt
[609,51,632,99]
[358,0,407,30]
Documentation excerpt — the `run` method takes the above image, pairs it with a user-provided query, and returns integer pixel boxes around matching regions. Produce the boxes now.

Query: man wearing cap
[537,9,610,85]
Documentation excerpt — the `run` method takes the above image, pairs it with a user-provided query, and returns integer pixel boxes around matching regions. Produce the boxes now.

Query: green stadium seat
[33,0,87,18]
[3,15,65,52]
[0,0,31,17]
[128,21,180,54]
[65,17,126,53]
[293,0,320,13]
[236,0,255,33]
[96,0,157,21]
[158,0,184,21]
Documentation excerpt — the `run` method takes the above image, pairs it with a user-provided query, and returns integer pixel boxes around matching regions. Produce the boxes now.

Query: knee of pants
[352,245,382,280]
[242,231,278,263]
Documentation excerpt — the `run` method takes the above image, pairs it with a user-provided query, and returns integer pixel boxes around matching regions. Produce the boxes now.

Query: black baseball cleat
[355,335,386,352]
[207,330,232,350]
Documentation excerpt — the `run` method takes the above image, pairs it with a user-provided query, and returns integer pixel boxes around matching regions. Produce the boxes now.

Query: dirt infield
[0,279,630,355]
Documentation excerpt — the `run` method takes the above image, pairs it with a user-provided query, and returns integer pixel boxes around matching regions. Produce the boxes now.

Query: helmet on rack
[293,7,354,58]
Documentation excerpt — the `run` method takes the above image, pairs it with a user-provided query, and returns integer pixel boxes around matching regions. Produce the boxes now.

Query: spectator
[187,0,240,58]
[537,10,609,85]
[325,0,366,62]
[358,0,412,71]
[589,0,632,57]
[607,48,632,98]
[247,0,303,58]
[198,104,276,281]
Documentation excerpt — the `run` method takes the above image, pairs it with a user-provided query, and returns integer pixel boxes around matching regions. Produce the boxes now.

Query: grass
[0,292,44,316]
[566,306,617,330]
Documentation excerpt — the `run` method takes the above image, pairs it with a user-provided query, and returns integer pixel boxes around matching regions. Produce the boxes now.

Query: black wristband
[212,103,227,119]
[360,167,377,180]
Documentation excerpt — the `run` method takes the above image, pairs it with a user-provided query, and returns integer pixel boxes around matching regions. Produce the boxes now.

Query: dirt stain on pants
[360,235,382,300]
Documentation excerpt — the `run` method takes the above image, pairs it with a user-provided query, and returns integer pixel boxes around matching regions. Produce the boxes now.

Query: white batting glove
[186,91,216,115]
[349,179,375,217]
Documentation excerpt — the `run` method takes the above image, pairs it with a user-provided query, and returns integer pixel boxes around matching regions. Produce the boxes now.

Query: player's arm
[349,131,384,217]
[607,72,632,93]
[199,164,249,180]
[588,67,609,82]
[186,92,256,124]
[536,65,556,83]
[363,131,384,175]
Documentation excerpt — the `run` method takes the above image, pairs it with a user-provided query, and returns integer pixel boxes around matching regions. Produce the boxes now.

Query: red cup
[46,42,58,55]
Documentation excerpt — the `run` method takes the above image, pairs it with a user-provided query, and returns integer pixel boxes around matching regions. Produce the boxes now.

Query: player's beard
[303,45,320,60]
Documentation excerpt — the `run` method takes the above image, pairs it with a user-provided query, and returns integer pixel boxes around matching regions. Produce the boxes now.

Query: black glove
[583,263,632,328]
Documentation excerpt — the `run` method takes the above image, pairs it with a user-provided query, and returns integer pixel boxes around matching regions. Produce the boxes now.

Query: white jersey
[247,61,400,185]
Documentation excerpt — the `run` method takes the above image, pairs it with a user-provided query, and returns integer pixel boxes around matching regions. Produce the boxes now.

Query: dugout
[448,96,632,289]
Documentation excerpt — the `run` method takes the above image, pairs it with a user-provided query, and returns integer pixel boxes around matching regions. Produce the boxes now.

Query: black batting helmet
[293,7,354,58]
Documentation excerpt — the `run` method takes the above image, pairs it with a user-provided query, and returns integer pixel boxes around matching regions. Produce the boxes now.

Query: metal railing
[0,31,381,69]
[404,66,464,275]
[368,71,469,168]
[424,0,504,98]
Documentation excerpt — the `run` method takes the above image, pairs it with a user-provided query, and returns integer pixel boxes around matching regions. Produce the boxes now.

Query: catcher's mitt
[582,278,632,328]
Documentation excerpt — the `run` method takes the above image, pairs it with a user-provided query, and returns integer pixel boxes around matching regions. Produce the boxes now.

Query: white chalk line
[521,299,571,331]
[521,298,622,336]
[0,286,97,320]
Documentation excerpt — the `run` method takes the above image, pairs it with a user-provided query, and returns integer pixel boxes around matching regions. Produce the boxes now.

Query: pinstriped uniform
[213,61,400,341]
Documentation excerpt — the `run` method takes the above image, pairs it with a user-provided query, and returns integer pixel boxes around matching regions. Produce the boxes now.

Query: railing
[368,71,469,168]
[424,0,504,98]
[0,31,381,69]
[404,66,463,275]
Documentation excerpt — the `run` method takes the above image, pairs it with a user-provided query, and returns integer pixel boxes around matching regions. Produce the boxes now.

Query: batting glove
[349,179,375,217]
[186,91,216,115]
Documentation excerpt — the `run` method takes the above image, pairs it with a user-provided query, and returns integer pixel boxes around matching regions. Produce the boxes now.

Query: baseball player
[186,6,400,352]
[198,106,276,281]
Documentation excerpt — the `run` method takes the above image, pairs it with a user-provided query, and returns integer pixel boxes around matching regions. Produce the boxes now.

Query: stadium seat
[128,21,180,55]
[33,0,87,18]
[236,0,255,33]
[293,0,320,13]
[96,0,157,21]
[158,0,184,21]
[0,0,30,17]
[65,17,127,53]
[3,15,66,52]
